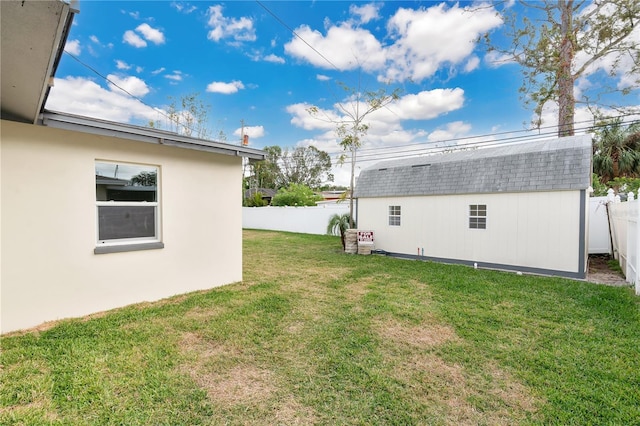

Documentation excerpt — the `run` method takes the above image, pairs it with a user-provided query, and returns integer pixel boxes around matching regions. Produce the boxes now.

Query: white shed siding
[1,120,243,333]
[358,190,583,275]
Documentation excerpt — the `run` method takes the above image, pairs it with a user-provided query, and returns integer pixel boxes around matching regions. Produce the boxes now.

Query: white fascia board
[41,111,266,160]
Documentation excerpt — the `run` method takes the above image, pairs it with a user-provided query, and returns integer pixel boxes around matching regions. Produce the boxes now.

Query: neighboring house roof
[0,0,76,123]
[354,135,592,198]
[95,175,130,186]
[320,190,348,200]
[245,188,277,198]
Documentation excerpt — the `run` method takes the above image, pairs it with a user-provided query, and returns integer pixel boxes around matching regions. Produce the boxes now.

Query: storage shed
[353,135,592,279]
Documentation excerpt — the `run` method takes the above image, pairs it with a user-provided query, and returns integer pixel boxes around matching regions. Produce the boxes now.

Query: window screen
[96,162,159,244]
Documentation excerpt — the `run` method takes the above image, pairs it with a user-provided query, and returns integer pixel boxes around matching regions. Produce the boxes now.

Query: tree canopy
[593,119,640,182]
[130,171,156,187]
[248,145,333,190]
[485,0,640,136]
[271,183,322,207]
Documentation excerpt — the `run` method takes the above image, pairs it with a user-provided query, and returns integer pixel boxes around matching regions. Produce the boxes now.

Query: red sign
[357,231,374,243]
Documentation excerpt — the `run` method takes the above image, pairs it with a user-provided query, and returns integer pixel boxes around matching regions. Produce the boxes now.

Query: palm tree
[327,213,352,251]
[593,119,640,183]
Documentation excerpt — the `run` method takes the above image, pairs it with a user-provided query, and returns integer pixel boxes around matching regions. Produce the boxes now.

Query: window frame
[469,204,487,229]
[388,205,401,226]
[95,161,162,253]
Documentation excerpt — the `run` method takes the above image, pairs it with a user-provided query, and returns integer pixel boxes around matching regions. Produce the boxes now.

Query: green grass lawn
[2,230,639,425]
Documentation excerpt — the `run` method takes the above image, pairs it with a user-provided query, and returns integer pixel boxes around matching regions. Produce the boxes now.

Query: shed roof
[354,135,592,198]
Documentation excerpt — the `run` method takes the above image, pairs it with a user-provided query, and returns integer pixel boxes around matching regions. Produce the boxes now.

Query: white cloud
[64,39,81,55]
[123,30,147,48]
[349,3,381,24]
[206,5,256,43]
[165,71,183,81]
[206,80,245,94]
[106,74,150,97]
[171,2,197,14]
[123,23,165,48]
[233,125,265,139]
[483,50,515,68]
[151,67,166,75]
[89,35,100,44]
[427,121,472,143]
[263,54,285,64]
[286,88,464,138]
[389,88,465,120]
[115,60,131,70]
[316,74,331,81]
[286,102,341,131]
[135,23,165,45]
[383,4,502,82]
[463,56,480,73]
[46,76,161,123]
[284,23,386,72]
[284,3,501,83]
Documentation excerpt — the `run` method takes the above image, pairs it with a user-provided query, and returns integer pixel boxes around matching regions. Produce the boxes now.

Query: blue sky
[48,1,640,186]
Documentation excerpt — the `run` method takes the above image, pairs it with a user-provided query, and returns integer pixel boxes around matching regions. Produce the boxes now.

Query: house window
[95,161,162,252]
[389,205,401,226]
[469,204,487,229]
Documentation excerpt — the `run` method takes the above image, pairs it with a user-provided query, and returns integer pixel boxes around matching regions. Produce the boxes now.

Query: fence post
[636,200,640,295]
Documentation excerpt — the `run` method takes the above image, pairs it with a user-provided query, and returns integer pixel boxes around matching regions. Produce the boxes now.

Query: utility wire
[255,1,343,74]
[255,0,640,164]
[328,118,640,165]
[62,9,640,164]
[323,116,640,160]
[63,51,202,136]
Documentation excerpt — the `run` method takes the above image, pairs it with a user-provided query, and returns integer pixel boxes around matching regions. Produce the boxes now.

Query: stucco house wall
[1,120,244,333]
[354,135,592,279]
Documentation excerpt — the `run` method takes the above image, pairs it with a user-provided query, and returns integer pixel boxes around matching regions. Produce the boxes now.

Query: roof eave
[38,2,78,123]
[41,110,266,160]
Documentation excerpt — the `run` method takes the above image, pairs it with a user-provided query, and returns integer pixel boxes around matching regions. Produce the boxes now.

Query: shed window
[389,205,401,226]
[95,161,162,252]
[469,204,486,229]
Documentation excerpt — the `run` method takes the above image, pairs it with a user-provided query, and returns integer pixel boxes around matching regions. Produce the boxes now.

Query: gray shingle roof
[353,135,592,198]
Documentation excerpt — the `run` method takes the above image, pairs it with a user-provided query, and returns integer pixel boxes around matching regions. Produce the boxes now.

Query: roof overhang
[41,111,266,160]
[1,0,76,123]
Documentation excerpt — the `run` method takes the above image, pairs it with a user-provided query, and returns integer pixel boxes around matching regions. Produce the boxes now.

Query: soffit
[1,0,74,123]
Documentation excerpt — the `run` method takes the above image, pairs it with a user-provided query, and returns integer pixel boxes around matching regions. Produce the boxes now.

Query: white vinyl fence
[607,189,640,295]
[243,204,350,235]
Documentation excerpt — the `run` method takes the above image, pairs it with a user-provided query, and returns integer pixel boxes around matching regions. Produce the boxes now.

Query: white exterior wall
[1,120,243,333]
[357,191,585,276]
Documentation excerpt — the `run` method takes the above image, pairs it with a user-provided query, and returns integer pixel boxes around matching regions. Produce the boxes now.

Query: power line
[255,1,343,74]
[324,113,640,157]
[254,0,640,164]
[326,118,640,165]
[62,51,203,137]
